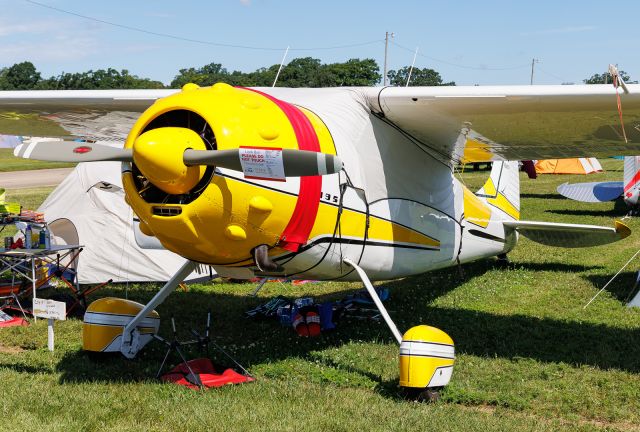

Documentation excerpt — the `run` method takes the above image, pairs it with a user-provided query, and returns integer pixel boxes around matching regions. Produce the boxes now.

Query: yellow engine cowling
[122,83,336,266]
[82,297,160,353]
[399,325,455,389]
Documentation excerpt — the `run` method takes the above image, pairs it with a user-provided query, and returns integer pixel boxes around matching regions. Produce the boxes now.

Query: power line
[536,66,573,84]
[24,0,383,52]
[391,41,530,71]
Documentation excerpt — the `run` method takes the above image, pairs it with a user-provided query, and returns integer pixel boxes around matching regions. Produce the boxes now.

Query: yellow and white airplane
[4,82,640,392]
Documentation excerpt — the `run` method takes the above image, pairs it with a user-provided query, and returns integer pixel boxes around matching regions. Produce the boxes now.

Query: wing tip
[615,220,632,239]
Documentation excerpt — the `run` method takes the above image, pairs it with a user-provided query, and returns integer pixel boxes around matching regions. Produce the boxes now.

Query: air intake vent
[152,206,182,217]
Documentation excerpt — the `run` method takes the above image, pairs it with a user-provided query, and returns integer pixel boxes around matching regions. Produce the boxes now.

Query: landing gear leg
[120,260,209,359]
[344,258,455,402]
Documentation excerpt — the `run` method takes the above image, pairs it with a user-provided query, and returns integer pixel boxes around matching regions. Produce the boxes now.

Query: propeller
[13,137,342,177]
[14,140,133,162]
[183,148,342,177]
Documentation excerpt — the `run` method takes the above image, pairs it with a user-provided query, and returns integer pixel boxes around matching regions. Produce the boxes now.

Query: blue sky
[1,0,638,86]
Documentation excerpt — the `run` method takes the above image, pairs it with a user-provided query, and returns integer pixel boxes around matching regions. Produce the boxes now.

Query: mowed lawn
[0,159,639,431]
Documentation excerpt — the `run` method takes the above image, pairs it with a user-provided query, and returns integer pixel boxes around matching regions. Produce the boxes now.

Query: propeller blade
[183,148,342,177]
[13,140,133,162]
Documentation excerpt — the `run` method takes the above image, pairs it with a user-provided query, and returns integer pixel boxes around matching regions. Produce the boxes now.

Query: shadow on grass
[545,198,628,217]
[0,362,53,375]
[520,193,568,200]
[52,260,640,395]
[584,271,640,303]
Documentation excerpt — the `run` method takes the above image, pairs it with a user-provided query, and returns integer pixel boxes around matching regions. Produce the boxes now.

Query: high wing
[3,85,640,163]
[0,89,175,140]
[366,84,640,163]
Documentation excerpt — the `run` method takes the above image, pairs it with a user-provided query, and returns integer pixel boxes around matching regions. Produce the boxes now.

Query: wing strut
[344,258,403,344]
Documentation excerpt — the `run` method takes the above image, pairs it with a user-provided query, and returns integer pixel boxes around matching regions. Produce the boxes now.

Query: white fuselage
[215,88,515,282]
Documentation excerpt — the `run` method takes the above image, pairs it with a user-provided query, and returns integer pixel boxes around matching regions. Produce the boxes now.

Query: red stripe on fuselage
[243,88,321,252]
[624,170,640,192]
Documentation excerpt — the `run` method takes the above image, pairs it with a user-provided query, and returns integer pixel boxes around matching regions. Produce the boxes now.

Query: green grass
[0,112,70,137]
[5,186,55,210]
[1,159,640,431]
[0,149,76,172]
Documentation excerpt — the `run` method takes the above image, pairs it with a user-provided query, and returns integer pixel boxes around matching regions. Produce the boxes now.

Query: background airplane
[558,155,640,209]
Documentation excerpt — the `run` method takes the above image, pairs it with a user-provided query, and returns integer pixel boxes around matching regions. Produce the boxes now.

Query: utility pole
[530,58,539,85]
[383,31,394,86]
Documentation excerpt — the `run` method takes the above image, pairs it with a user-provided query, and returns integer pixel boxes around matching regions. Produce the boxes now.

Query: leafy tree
[43,68,163,90]
[321,58,381,86]
[275,57,323,87]
[387,66,455,86]
[583,70,634,84]
[0,61,41,89]
[170,57,382,88]
[170,62,250,88]
[246,65,280,87]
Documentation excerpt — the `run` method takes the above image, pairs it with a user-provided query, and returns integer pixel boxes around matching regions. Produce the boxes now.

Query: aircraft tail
[475,161,520,221]
[623,156,640,206]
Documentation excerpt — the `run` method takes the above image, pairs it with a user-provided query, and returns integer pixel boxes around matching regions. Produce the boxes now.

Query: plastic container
[293,297,314,308]
[277,305,297,327]
[44,227,51,249]
[39,229,45,248]
[24,225,32,249]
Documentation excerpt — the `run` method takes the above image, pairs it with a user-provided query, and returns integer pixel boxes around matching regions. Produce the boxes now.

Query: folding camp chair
[47,218,110,316]
[0,279,28,320]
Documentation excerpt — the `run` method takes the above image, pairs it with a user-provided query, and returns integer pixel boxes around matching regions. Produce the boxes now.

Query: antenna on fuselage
[272,45,290,87]
[405,46,419,87]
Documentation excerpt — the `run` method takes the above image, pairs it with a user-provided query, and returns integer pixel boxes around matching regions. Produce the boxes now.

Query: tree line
[0,58,455,90]
[0,59,631,90]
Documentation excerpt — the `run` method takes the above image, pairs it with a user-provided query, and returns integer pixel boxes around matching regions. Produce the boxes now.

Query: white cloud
[0,17,100,62]
[0,37,98,62]
[520,26,596,36]
[240,0,251,5]
[0,19,61,37]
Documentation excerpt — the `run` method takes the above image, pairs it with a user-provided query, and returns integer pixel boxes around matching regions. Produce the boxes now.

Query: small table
[0,245,82,320]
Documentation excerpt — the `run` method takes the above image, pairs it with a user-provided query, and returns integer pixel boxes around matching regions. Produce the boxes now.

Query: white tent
[38,161,196,284]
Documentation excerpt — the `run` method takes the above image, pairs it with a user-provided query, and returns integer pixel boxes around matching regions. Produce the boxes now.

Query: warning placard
[239,147,285,182]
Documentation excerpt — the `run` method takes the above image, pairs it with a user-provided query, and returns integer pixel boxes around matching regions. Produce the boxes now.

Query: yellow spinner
[121,83,336,266]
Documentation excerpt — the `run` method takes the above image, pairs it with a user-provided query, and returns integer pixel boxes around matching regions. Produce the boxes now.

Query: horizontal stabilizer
[557,181,623,203]
[504,220,630,248]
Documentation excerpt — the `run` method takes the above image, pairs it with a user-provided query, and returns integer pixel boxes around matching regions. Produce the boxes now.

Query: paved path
[0,168,73,189]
